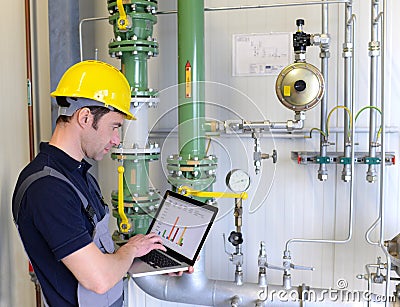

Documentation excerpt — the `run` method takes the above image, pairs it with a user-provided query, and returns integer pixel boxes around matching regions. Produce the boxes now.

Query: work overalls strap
[13,166,123,307]
[13,166,96,225]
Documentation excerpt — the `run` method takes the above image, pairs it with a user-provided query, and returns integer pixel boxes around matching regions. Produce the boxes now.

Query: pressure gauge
[226,169,250,193]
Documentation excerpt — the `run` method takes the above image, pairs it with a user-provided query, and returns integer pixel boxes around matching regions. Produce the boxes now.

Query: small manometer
[226,169,250,193]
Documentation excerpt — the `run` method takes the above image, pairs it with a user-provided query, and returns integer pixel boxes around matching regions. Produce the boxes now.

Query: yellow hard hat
[51,60,135,120]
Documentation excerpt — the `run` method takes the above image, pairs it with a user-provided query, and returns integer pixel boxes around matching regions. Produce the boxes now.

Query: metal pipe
[364,7,392,303]
[25,0,35,161]
[341,1,354,182]
[134,256,390,307]
[366,0,380,183]
[149,125,399,138]
[317,1,330,181]
[49,1,80,129]
[378,5,385,249]
[284,1,356,258]
[364,1,385,244]
[284,146,355,248]
[365,217,380,245]
[166,0,217,191]
[378,1,391,305]
[236,119,304,132]
[108,0,160,236]
[156,0,350,15]
[25,0,41,305]
[177,0,206,160]
[79,17,108,61]
[366,264,373,307]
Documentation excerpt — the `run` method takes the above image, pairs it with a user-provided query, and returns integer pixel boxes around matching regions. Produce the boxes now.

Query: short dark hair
[56,106,111,130]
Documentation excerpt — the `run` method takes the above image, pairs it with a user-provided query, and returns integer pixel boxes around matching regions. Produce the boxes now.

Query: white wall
[3,0,400,306]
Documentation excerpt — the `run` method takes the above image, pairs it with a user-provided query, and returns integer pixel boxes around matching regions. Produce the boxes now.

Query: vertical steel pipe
[367,0,380,183]
[378,1,391,305]
[341,1,354,181]
[317,1,329,181]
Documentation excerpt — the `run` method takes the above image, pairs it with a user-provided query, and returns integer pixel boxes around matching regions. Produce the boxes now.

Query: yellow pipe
[178,186,248,200]
[118,166,131,233]
[117,0,129,31]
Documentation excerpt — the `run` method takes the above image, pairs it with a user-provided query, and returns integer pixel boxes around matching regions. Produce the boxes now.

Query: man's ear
[76,107,92,128]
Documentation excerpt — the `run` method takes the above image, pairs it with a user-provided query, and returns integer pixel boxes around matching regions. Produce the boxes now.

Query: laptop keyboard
[140,250,181,268]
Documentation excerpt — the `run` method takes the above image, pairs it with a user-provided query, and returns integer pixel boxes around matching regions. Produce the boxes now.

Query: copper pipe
[25,0,35,161]
[25,0,40,305]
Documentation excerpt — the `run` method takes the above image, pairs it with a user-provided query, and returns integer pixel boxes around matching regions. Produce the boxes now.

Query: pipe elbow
[133,275,169,300]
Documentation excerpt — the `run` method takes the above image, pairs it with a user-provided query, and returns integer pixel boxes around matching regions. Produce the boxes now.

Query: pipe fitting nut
[369,50,380,57]
[311,34,330,46]
[366,174,377,183]
[342,51,352,58]
[369,41,380,49]
[342,174,351,182]
[295,53,306,62]
[286,120,294,132]
[317,173,328,181]
[295,111,306,121]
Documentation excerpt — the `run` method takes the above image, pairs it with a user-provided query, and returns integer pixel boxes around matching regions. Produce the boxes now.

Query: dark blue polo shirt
[12,142,107,307]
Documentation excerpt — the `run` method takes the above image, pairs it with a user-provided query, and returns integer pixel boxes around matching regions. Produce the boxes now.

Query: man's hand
[168,266,194,276]
[62,233,167,294]
[126,233,196,276]
[125,233,166,258]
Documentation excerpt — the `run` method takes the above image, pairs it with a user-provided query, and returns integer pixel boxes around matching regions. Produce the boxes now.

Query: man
[12,60,190,307]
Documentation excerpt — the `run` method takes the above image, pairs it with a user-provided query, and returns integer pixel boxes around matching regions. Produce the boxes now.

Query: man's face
[82,111,124,161]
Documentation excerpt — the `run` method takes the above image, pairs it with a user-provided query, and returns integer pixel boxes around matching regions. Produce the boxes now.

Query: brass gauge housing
[275,62,324,112]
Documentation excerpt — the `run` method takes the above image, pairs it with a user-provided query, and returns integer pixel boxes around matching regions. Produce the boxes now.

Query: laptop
[129,190,218,277]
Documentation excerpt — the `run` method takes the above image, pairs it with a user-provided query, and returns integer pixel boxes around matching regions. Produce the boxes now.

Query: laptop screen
[148,191,218,260]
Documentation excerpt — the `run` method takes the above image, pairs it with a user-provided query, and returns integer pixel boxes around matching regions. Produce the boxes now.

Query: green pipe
[109,0,159,236]
[178,0,206,159]
[122,160,149,196]
[121,53,148,93]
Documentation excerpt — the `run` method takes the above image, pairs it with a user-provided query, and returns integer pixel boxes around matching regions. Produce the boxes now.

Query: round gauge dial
[226,169,250,193]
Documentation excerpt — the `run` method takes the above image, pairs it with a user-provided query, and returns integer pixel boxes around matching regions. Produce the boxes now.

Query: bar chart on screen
[152,195,214,258]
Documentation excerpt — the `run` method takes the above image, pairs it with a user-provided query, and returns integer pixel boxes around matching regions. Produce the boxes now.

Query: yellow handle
[118,166,131,233]
[178,186,248,200]
[117,0,129,30]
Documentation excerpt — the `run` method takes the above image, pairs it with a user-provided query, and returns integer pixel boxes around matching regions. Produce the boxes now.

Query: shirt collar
[39,142,92,173]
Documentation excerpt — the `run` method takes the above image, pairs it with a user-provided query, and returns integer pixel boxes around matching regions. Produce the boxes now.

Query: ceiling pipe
[156,0,350,14]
